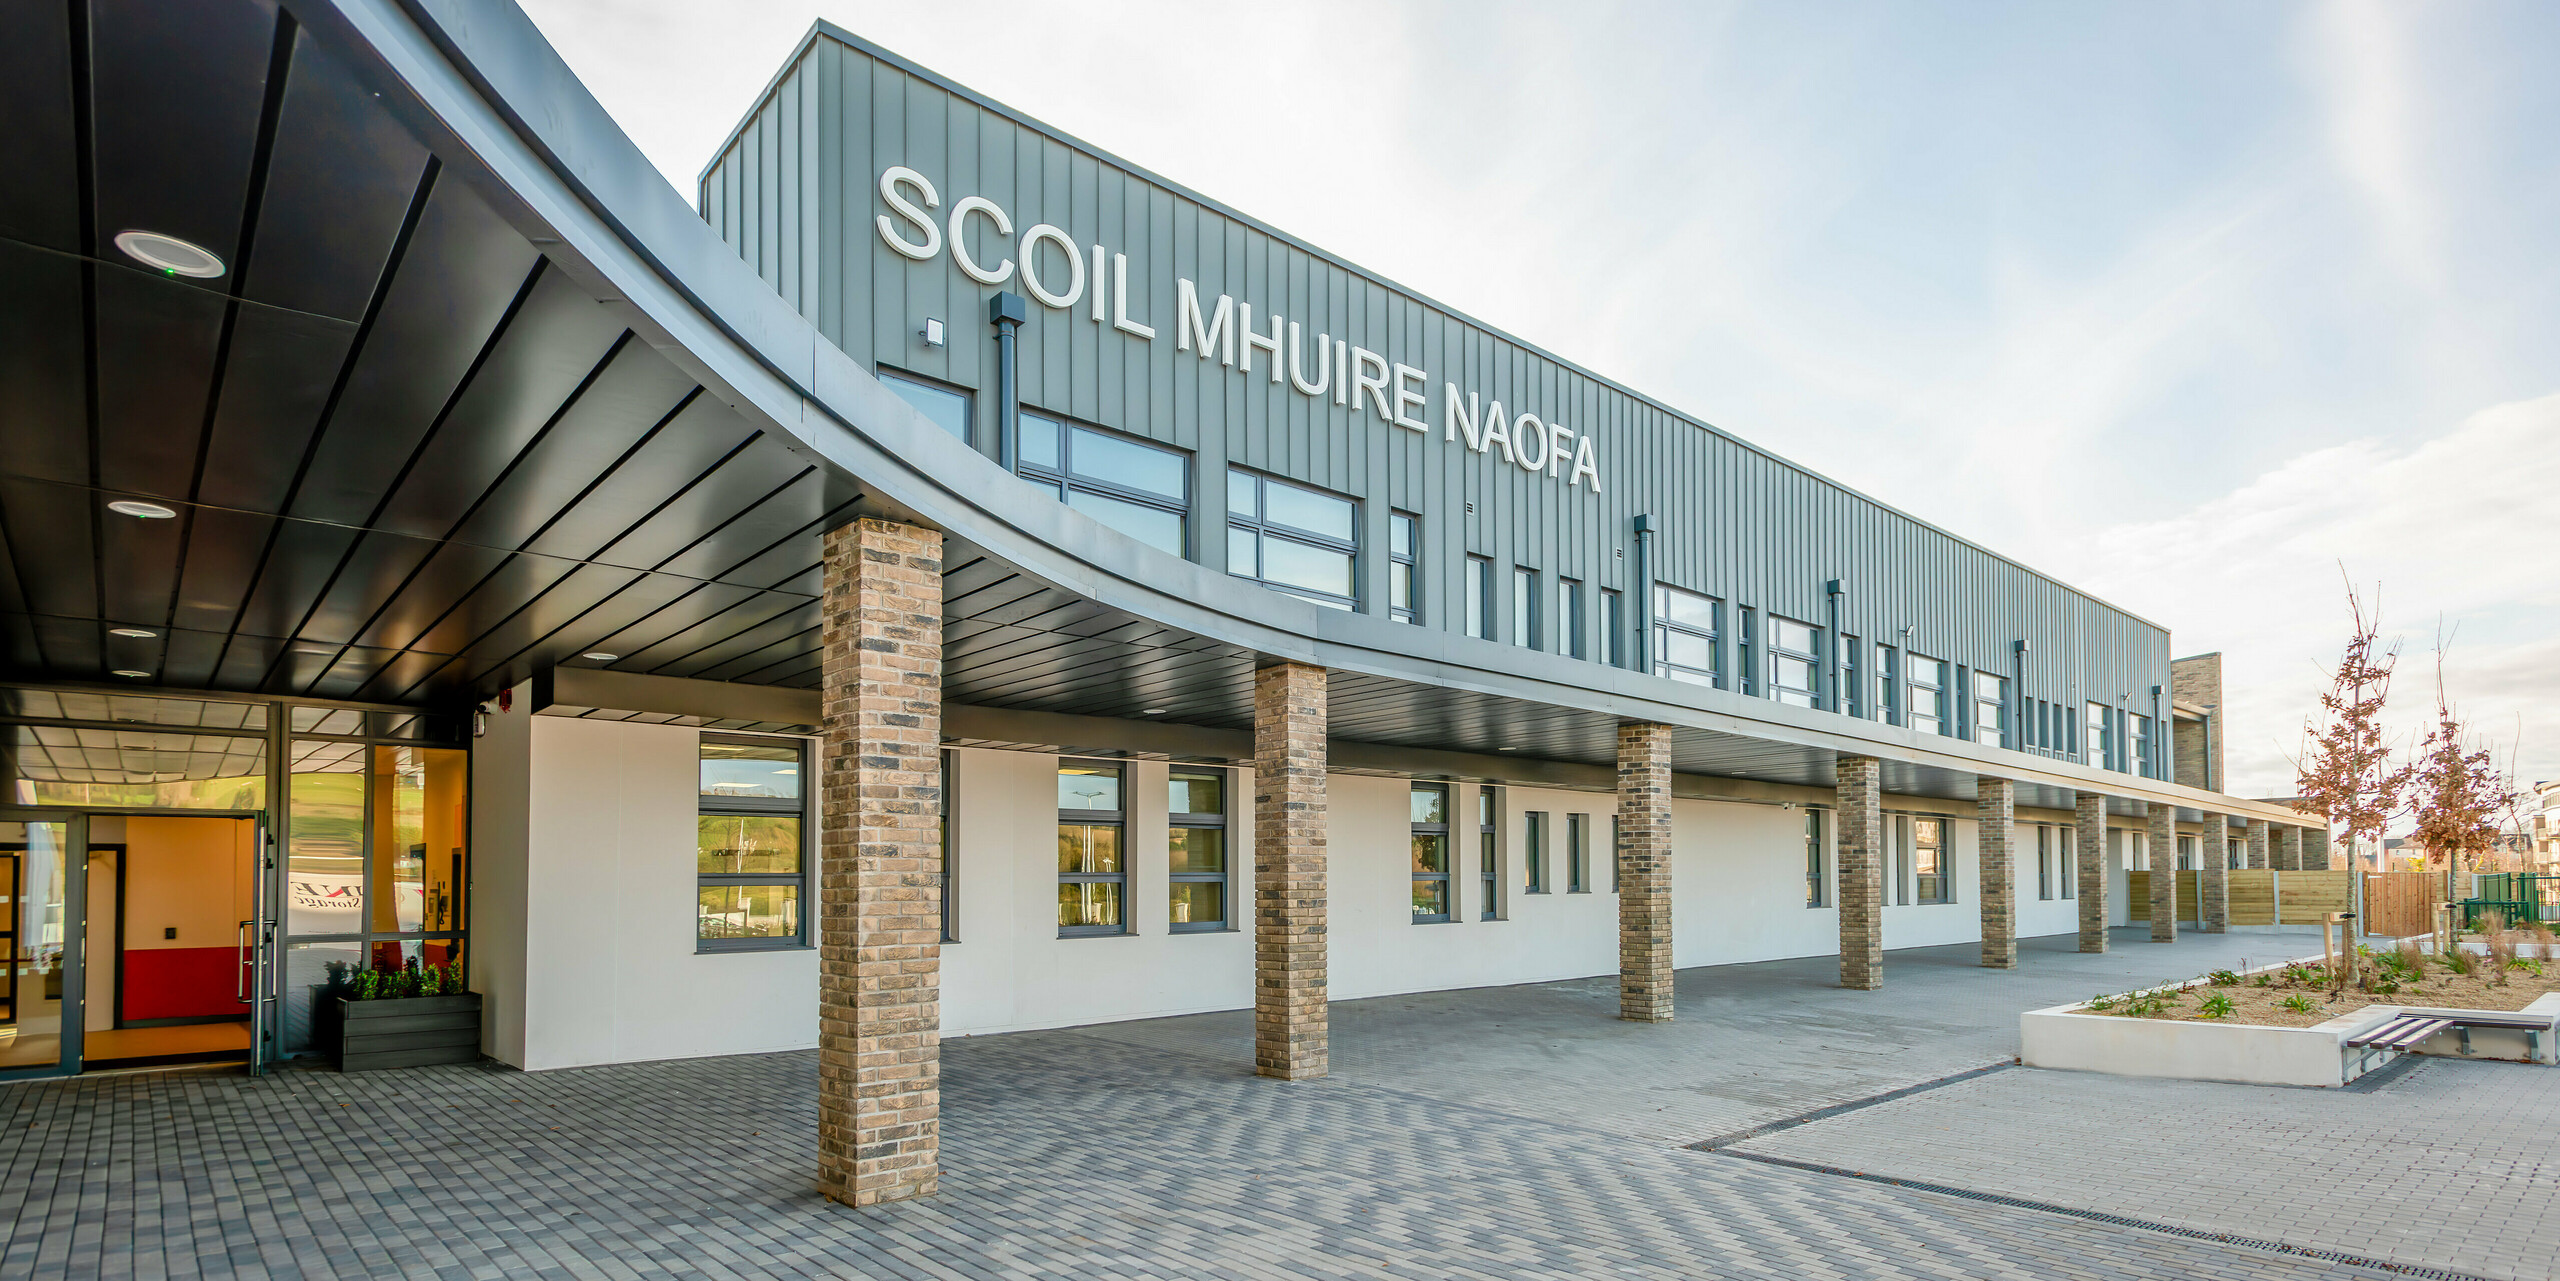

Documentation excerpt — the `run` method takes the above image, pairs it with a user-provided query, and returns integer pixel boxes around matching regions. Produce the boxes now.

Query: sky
[517,0,2560,810]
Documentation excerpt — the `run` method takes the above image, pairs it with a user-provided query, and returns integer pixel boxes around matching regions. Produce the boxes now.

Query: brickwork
[2276,826,2303,872]
[1976,777,2017,969]
[1254,661,1329,1079]
[817,518,944,1206]
[2197,813,2229,932]
[2303,825,2333,870]
[2170,652,2224,791]
[1835,756,1884,990]
[2074,793,2108,953]
[2145,803,2177,942]
[2246,819,2270,870]
[1617,723,1675,1021]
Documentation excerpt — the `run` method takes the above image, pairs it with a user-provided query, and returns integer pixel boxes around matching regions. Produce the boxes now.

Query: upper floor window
[2086,701,2112,770]
[1227,469,1356,610]
[1057,761,1127,936]
[1842,637,1863,718]
[1168,768,1230,932]
[1513,567,1540,649]
[2129,712,2154,778]
[1650,584,1719,687]
[1465,556,1495,639]
[1559,579,1586,660]
[1388,512,1419,624]
[1602,588,1625,667]
[1736,608,1759,696]
[1875,646,1900,725]
[1769,617,1821,708]
[1411,784,1452,923]
[880,369,971,442]
[1907,656,1947,736]
[1971,672,2007,747]
[1020,411,1187,557]
[697,735,809,951]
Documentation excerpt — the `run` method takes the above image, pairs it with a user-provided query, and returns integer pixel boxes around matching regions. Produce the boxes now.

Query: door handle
[236,918,252,1004]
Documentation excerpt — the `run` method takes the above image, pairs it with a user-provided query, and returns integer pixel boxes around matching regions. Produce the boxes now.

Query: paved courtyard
[0,929,2544,1280]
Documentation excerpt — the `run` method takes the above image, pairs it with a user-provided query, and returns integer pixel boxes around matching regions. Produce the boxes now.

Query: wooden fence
[2121,869,2353,926]
[2363,872,2447,938]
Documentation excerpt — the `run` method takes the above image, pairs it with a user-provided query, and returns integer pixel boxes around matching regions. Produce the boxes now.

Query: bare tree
[2293,571,2413,872]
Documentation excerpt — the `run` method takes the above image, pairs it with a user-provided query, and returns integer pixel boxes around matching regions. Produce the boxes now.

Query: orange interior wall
[118,817,253,1022]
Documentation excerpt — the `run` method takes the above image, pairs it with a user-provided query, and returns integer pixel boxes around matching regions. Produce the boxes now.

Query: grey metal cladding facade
[698,27,2171,738]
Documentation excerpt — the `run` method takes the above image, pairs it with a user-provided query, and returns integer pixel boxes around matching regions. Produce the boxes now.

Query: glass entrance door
[0,815,84,1078]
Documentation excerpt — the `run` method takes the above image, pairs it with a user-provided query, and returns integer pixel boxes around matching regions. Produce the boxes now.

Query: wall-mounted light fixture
[921,317,945,347]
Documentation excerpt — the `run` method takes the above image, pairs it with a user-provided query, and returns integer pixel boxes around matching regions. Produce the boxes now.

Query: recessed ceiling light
[107,499,177,519]
[110,669,151,678]
[1141,708,1166,715]
[582,652,618,662]
[113,230,225,278]
[108,627,157,638]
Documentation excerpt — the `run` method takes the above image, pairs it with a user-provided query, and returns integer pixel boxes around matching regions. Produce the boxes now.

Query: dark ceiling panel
[28,615,107,683]
[194,304,355,511]
[224,518,360,642]
[0,244,91,487]
[649,470,831,584]
[342,539,511,652]
[0,0,77,251]
[393,559,646,698]
[369,269,628,540]
[210,627,286,691]
[290,527,438,645]
[155,622,231,690]
[289,177,538,527]
[242,26,430,322]
[580,581,766,667]
[87,0,277,274]
[374,550,580,669]
[0,479,99,621]
[444,341,697,553]
[616,589,807,672]
[487,570,733,677]
[588,442,808,573]
[692,631,821,684]
[92,270,226,498]
[654,604,817,680]
[96,500,189,626]
[517,391,745,563]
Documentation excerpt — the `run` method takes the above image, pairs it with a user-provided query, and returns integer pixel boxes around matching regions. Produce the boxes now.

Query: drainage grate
[1688,1062,2014,1151]
[1718,1149,2496,1281]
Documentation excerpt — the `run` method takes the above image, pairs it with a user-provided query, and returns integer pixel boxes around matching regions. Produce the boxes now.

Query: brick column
[1836,755,1884,990]
[2198,813,2229,932]
[2247,819,2270,870]
[2146,802,2177,943]
[2277,826,2304,872]
[816,518,944,1207]
[2075,792,2108,953]
[1254,662,1328,1079]
[1617,723,1675,1021]
[1977,777,2016,969]
[2303,825,2332,870]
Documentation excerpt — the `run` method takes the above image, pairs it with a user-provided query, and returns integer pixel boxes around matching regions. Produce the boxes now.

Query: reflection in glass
[882,371,970,440]
[698,816,802,874]
[1411,832,1448,875]
[1259,537,1351,597]
[1071,427,1186,499]
[6,726,266,809]
[1068,489,1184,555]
[1057,881,1122,929]
[1168,826,1224,876]
[699,884,801,939]
[1261,479,1353,540]
[1169,880,1223,928]
[288,745,365,936]
[1168,771,1223,817]
[1058,824,1122,874]
[700,740,801,799]
[0,821,71,1072]
[1057,767,1121,812]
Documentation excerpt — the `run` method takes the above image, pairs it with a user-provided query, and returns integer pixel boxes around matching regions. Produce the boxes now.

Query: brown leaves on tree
[2408,645,2519,870]
[2294,573,2413,863]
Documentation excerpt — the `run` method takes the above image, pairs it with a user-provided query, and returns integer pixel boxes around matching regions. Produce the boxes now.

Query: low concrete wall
[2022,1000,2396,1088]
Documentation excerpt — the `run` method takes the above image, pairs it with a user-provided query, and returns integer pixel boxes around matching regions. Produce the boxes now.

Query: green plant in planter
[2444,948,2476,977]
[2251,972,2275,988]
[2207,969,2240,987]
[2278,994,2319,1014]
[2085,993,2119,1012]
[2196,992,2235,1019]
[343,957,467,1002]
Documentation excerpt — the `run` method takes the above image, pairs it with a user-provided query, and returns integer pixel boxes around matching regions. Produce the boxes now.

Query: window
[1524,811,1549,893]
[1650,584,1719,687]
[1737,608,1758,696]
[1412,784,1452,923]
[1843,638,1863,718]
[1769,617,1821,708]
[2086,701,2112,770]
[1566,813,1590,892]
[2060,825,2077,898]
[2178,834,2196,870]
[1805,809,1827,907]
[1057,761,1127,936]
[1513,567,1539,648]
[1389,512,1419,624]
[940,751,957,943]
[1875,646,1900,724]
[1478,786,1501,919]
[1227,469,1357,609]
[698,735,809,950]
[1602,588,1625,667]
[2036,826,2054,900]
[1466,556,1494,639]
[880,369,971,443]
[2129,712,2153,778]
[1019,411,1187,556]
[1972,672,2007,747]
[1608,814,1621,891]
[1908,656,1947,736]
[1169,768,1230,932]
[1914,817,1949,904]
[1891,815,1912,905]
[1559,578,1586,660]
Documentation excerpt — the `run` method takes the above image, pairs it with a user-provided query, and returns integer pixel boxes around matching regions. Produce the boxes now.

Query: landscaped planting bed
[2087,936,2560,1029]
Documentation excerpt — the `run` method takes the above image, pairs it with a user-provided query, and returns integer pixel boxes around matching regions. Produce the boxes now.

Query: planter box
[336,993,482,1072]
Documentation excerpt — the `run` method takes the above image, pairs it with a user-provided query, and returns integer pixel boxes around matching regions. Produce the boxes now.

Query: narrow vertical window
[1769,618,1821,707]
[940,749,957,943]
[1411,784,1452,923]
[1737,608,1759,696]
[1478,786,1501,919]
[1388,512,1419,624]
[1513,567,1539,649]
[1608,814,1621,892]
[1805,809,1827,907]
[1524,811,1549,893]
[1466,556,1494,639]
[2086,701,2111,770]
[1566,813,1589,892]
[1602,588,1625,666]
[1907,657,1947,735]
[1057,761,1127,936]
[1892,815,1913,905]
[2178,834,2196,870]
[1842,637,1863,718]
[2129,712,2154,777]
[1972,672,2008,747]
[2037,826,2053,900]
[1168,767,1230,932]
[2060,824,2077,899]
[1559,578,1586,660]
[1876,646,1900,725]
[1915,818,1949,904]
[1649,584,1719,686]
[698,735,810,950]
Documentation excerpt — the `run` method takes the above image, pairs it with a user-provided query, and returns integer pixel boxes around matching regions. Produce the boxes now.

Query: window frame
[1566,813,1590,893]
[2059,824,2078,899]
[1017,408,1190,558]
[2086,701,2112,770]
[1388,511,1420,624]
[1478,785,1502,920]
[1465,555,1495,639]
[1907,656,1948,736]
[2036,825,2053,900]
[1056,758,1132,938]
[1649,583,1720,687]
[1411,783,1453,924]
[1805,808,1828,907]
[1971,672,2007,747]
[877,367,975,445]
[1524,810,1549,894]
[1512,566,1540,650]
[696,732,813,954]
[1602,588,1625,667]
[1559,578,1586,660]
[1875,645,1900,725]
[1914,816,1950,904]
[1768,616,1822,708]
[940,749,957,943]
[1225,468,1359,610]
[2129,712,2154,778]
[1842,637,1863,718]
[1168,765,1233,934]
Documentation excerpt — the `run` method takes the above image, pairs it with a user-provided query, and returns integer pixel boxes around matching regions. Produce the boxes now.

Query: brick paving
[0,931,2477,1280]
